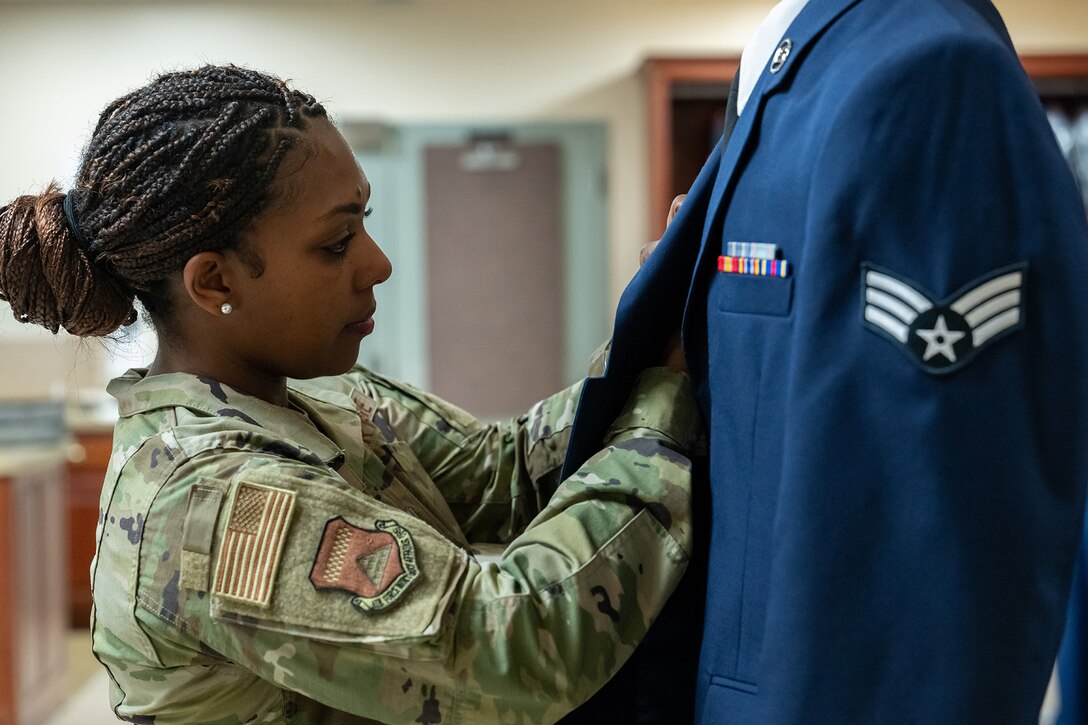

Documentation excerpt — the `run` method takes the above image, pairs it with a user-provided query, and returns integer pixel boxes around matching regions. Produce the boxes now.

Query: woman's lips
[344,317,375,336]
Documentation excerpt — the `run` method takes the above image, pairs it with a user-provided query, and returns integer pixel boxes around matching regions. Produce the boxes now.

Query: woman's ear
[181,252,234,317]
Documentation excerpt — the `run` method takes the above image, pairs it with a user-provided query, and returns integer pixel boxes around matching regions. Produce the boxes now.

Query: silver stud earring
[220,303,233,315]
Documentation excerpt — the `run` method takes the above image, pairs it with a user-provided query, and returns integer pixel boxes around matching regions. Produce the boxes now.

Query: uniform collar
[737,0,811,116]
[737,0,863,118]
[108,369,349,467]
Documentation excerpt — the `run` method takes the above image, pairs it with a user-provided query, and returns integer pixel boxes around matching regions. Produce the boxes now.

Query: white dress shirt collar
[738,0,811,115]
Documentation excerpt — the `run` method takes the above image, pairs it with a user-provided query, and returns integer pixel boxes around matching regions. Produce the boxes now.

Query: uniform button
[770,38,792,73]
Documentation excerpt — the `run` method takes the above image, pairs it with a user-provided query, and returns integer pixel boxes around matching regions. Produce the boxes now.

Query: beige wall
[1,0,1086,397]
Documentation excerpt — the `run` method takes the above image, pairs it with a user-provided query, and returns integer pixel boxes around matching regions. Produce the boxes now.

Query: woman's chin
[290,349,362,381]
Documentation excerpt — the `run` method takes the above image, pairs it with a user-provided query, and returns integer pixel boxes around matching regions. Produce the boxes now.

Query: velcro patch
[310,517,420,613]
[180,483,224,592]
[213,482,296,607]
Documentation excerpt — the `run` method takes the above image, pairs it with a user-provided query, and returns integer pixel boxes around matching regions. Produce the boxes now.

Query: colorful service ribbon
[726,242,778,260]
[718,255,790,277]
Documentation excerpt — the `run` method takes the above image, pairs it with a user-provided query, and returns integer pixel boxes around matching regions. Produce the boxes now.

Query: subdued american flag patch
[213,482,296,607]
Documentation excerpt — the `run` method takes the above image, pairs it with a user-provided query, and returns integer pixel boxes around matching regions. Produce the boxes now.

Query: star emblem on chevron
[860,262,1028,374]
[915,314,966,362]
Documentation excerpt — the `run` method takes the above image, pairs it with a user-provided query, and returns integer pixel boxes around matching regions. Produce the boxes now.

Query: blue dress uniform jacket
[562,0,1088,722]
[1058,517,1088,724]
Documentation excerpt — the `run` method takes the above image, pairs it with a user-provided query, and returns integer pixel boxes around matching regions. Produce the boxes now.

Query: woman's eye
[325,209,370,255]
[327,232,355,255]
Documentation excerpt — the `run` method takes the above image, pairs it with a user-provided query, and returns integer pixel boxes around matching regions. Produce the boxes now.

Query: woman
[0,66,699,724]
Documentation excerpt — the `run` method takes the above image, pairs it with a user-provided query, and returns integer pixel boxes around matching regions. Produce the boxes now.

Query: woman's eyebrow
[319,201,364,220]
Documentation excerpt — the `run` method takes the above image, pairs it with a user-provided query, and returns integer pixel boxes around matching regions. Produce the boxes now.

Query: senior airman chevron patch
[860,262,1027,375]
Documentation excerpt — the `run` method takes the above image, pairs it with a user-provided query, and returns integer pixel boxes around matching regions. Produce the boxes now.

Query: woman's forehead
[269,121,367,219]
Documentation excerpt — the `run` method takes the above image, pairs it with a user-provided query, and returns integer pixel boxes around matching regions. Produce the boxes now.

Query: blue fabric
[562,0,1088,722]
[1058,519,1088,724]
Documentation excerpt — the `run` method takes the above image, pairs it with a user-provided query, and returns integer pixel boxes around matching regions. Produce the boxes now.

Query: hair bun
[0,184,136,336]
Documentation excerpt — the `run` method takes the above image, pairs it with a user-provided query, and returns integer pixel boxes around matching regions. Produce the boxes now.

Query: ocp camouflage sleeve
[341,368,586,544]
[93,367,699,725]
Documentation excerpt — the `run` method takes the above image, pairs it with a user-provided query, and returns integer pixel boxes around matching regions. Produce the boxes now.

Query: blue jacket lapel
[607,139,724,378]
[559,140,723,479]
[562,0,869,480]
[682,0,865,337]
[698,0,866,251]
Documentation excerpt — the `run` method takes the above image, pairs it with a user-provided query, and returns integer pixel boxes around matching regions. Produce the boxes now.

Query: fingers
[640,195,688,268]
[666,194,686,228]
[639,239,660,267]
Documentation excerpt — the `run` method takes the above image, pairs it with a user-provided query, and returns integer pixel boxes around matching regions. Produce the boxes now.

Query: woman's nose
[356,234,393,288]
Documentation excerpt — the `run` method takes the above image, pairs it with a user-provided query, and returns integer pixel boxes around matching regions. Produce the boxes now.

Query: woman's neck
[149,347,289,408]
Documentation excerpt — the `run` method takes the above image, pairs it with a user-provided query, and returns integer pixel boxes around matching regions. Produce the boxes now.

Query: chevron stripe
[950,270,1023,317]
[864,306,910,343]
[865,288,920,325]
[865,270,933,313]
[863,269,934,343]
[974,308,1021,347]
[964,290,1020,328]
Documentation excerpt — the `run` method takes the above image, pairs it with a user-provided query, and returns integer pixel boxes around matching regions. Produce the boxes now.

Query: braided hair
[0,65,327,336]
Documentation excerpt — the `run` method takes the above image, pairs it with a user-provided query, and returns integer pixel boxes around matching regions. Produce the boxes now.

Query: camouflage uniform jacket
[91,365,700,725]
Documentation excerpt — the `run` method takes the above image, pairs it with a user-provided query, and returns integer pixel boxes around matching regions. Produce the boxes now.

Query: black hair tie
[63,192,98,264]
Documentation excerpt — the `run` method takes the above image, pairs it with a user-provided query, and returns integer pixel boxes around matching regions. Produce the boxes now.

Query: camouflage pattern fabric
[91,365,700,724]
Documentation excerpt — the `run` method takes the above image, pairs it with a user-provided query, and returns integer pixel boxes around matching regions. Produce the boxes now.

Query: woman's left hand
[639,194,686,266]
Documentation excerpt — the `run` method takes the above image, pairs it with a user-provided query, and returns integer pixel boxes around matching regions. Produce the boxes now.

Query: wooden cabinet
[642,54,1088,239]
[67,431,113,628]
[0,450,68,725]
